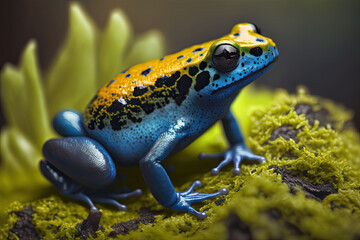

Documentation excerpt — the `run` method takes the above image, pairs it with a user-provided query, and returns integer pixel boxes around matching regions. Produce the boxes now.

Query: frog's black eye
[212,44,240,73]
[249,23,261,34]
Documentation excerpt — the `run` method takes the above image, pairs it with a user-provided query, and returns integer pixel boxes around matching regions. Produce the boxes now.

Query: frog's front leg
[139,120,228,219]
[199,110,265,175]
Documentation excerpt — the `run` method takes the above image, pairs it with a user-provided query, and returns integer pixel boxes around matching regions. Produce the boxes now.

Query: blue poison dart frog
[40,23,278,219]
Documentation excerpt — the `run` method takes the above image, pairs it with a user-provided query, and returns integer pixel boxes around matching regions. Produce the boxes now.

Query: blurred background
[1,0,359,129]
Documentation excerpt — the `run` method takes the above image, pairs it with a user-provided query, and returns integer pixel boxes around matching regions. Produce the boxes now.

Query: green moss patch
[1,88,360,239]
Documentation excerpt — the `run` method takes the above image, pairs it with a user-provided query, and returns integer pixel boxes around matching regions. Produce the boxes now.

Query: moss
[1,88,359,239]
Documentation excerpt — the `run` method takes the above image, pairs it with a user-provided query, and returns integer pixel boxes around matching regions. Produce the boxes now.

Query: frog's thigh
[42,136,116,189]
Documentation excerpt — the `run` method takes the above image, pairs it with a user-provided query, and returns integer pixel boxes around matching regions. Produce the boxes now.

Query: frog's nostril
[250,47,263,57]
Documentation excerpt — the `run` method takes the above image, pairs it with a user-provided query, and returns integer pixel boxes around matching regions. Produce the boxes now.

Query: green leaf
[0,128,23,175]
[1,41,52,148]
[98,9,132,88]
[20,40,52,148]
[123,29,165,69]
[0,128,40,174]
[45,3,97,117]
[0,64,27,132]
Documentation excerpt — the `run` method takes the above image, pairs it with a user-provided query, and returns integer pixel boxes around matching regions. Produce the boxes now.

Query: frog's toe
[94,187,143,199]
[233,154,241,175]
[133,189,143,196]
[91,196,127,211]
[170,180,228,219]
[67,192,99,211]
[198,150,235,175]
[186,207,207,220]
[182,180,202,195]
[184,187,228,203]
[170,199,207,219]
[179,180,228,202]
[211,152,233,175]
[86,188,142,210]
[247,154,266,163]
[102,189,143,199]
[203,144,266,175]
[240,150,267,165]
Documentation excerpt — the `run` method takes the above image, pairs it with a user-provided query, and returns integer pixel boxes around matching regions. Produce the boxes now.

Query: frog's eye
[212,44,240,73]
[249,23,261,34]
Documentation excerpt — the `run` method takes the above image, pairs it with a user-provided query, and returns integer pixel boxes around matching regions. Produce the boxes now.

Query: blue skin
[41,37,279,219]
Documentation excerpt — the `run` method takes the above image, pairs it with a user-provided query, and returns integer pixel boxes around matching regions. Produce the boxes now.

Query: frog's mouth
[211,56,278,95]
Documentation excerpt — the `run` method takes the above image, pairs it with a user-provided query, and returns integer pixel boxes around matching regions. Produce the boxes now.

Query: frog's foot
[87,188,143,211]
[199,144,266,175]
[62,190,142,212]
[62,189,142,211]
[170,180,228,219]
[64,192,99,211]
[40,159,142,212]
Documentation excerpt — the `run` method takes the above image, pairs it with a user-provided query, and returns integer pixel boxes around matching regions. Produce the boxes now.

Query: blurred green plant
[0,3,165,223]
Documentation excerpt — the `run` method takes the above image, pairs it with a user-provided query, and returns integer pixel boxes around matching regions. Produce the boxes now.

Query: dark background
[1,0,359,129]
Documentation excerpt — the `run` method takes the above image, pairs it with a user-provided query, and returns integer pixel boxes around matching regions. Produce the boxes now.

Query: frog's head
[199,23,278,98]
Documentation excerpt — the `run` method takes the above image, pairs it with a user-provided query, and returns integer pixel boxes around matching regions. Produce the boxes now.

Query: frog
[40,23,278,219]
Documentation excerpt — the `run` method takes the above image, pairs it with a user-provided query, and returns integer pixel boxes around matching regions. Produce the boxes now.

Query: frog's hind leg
[40,136,141,211]
[39,160,98,211]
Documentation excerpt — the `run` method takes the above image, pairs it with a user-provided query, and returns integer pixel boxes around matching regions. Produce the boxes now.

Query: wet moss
[1,88,359,239]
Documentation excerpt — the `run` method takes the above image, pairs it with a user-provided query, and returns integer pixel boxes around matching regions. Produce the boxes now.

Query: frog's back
[82,39,214,164]
[84,41,212,127]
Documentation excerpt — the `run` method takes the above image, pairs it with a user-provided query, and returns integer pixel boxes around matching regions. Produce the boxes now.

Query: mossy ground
[1,88,360,239]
